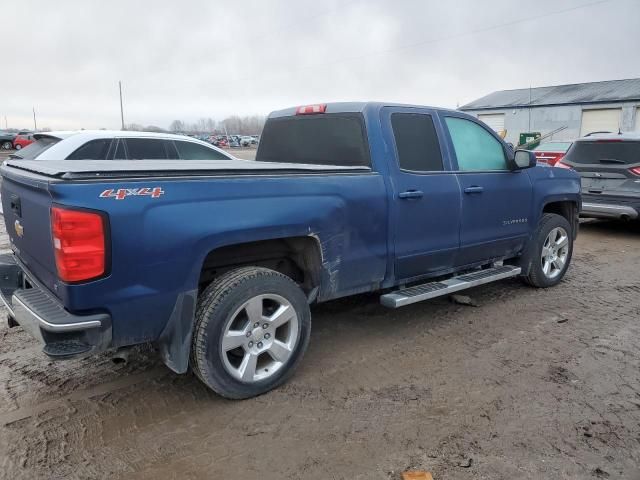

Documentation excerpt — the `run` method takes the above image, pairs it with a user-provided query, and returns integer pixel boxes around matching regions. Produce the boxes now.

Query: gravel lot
[0,174,639,479]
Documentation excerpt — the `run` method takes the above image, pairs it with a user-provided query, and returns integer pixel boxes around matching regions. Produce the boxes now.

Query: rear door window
[175,141,230,160]
[124,138,170,159]
[256,113,370,167]
[66,139,113,160]
[391,113,443,171]
[563,141,640,165]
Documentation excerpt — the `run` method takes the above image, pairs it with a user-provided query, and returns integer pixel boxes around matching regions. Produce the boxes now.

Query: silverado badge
[14,219,24,238]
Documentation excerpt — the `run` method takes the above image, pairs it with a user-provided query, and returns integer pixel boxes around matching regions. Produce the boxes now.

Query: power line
[211,0,616,90]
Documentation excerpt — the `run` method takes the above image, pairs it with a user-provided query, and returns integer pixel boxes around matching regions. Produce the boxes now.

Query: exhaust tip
[111,348,131,365]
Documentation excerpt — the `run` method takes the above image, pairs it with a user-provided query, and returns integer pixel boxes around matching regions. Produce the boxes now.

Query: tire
[523,213,573,288]
[15,144,21,150]
[1,141,11,150]
[190,266,311,399]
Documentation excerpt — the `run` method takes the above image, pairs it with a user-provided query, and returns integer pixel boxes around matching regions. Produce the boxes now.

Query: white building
[460,78,640,144]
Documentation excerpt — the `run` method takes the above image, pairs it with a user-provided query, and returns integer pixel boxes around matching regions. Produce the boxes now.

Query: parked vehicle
[532,141,572,166]
[557,133,639,220]
[12,131,35,150]
[7,130,235,161]
[0,102,580,399]
[240,136,253,147]
[0,130,16,150]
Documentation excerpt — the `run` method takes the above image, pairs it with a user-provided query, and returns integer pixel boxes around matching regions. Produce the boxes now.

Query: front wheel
[190,266,311,399]
[14,144,21,150]
[523,213,573,288]
[1,141,12,150]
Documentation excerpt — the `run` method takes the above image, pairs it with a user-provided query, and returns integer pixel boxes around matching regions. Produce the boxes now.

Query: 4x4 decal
[99,187,164,200]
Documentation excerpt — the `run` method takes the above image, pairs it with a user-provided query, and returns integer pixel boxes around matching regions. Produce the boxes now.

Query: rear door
[382,107,461,280]
[441,113,532,266]
[562,139,640,195]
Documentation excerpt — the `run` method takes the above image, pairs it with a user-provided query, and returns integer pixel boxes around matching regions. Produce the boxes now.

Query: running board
[380,265,521,308]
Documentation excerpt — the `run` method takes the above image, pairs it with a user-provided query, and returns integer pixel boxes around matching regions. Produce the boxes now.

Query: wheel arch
[197,235,324,297]
[157,235,323,375]
[542,199,579,239]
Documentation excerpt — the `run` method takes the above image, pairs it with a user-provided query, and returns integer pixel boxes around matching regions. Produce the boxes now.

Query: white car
[240,136,254,147]
[7,130,235,161]
[0,130,236,214]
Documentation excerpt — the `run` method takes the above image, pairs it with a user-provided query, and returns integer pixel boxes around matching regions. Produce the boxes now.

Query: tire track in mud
[0,367,167,426]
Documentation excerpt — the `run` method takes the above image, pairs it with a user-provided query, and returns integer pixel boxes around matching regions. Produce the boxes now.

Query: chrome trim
[380,266,521,308]
[581,202,638,219]
[12,295,102,332]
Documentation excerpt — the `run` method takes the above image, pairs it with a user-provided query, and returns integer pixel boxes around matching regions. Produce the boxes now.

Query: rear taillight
[51,206,106,282]
[554,160,572,169]
[630,167,640,176]
[296,104,326,115]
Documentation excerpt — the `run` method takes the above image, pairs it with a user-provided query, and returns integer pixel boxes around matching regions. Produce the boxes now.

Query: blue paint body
[1,102,581,365]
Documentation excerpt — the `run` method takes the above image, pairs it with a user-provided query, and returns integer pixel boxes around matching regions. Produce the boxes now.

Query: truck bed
[4,159,369,179]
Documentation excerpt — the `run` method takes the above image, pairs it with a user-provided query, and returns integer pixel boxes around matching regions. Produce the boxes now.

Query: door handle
[398,190,424,199]
[464,186,484,194]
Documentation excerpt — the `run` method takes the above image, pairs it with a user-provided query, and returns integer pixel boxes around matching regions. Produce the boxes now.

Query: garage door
[478,113,505,134]
[580,108,621,136]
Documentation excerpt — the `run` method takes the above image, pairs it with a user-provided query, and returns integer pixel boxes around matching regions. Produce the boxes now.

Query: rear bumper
[0,253,112,359]
[581,202,639,220]
[580,193,640,220]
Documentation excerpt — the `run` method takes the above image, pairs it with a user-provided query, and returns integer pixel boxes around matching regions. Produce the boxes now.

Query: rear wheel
[190,266,311,399]
[1,141,11,150]
[523,213,573,288]
[14,144,21,150]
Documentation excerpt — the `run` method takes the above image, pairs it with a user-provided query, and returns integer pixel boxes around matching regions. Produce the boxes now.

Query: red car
[13,132,35,150]
[532,141,572,166]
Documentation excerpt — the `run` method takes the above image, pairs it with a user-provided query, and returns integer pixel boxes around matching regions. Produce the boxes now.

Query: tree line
[167,115,266,135]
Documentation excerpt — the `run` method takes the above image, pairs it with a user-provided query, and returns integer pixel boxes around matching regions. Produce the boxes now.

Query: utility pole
[528,85,532,131]
[4,116,7,129]
[33,107,38,131]
[119,81,125,130]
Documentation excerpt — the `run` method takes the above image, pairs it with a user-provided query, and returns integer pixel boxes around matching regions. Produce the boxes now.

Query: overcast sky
[3,0,639,130]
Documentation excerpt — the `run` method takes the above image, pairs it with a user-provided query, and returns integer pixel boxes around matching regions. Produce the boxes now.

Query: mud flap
[157,289,197,374]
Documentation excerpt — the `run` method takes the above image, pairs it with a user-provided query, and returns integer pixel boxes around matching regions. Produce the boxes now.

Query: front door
[441,114,533,266]
[383,107,461,281]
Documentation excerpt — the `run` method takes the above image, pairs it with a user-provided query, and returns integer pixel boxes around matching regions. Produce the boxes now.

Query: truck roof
[268,101,456,118]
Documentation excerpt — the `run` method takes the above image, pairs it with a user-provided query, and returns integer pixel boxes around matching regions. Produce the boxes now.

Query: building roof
[460,78,640,111]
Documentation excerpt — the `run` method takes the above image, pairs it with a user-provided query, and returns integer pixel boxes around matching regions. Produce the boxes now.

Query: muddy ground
[0,218,639,479]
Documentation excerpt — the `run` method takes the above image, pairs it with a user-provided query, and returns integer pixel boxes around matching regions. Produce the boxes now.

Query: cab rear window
[256,113,370,167]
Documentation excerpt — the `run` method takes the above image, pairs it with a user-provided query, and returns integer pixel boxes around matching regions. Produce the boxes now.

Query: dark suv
[559,133,640,221]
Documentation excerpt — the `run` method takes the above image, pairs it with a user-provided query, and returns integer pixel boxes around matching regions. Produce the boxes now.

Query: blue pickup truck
[0,102,581,398]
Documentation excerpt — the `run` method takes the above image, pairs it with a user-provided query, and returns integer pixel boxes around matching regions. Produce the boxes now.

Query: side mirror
[513,149,537,170]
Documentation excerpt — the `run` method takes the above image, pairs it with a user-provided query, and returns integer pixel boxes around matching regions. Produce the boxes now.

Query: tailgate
[1,170,59,295]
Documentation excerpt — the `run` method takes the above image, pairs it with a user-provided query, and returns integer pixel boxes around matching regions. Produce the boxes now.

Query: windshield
[10,136,60,160]
[256,113,370,167]
[533,142,571,152]
[563,140,640,165]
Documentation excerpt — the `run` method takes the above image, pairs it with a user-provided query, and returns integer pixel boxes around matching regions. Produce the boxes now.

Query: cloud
[2,0,638,130]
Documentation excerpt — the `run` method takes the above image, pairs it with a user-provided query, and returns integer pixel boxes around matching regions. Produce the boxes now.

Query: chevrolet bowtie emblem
[14,220,24,238]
